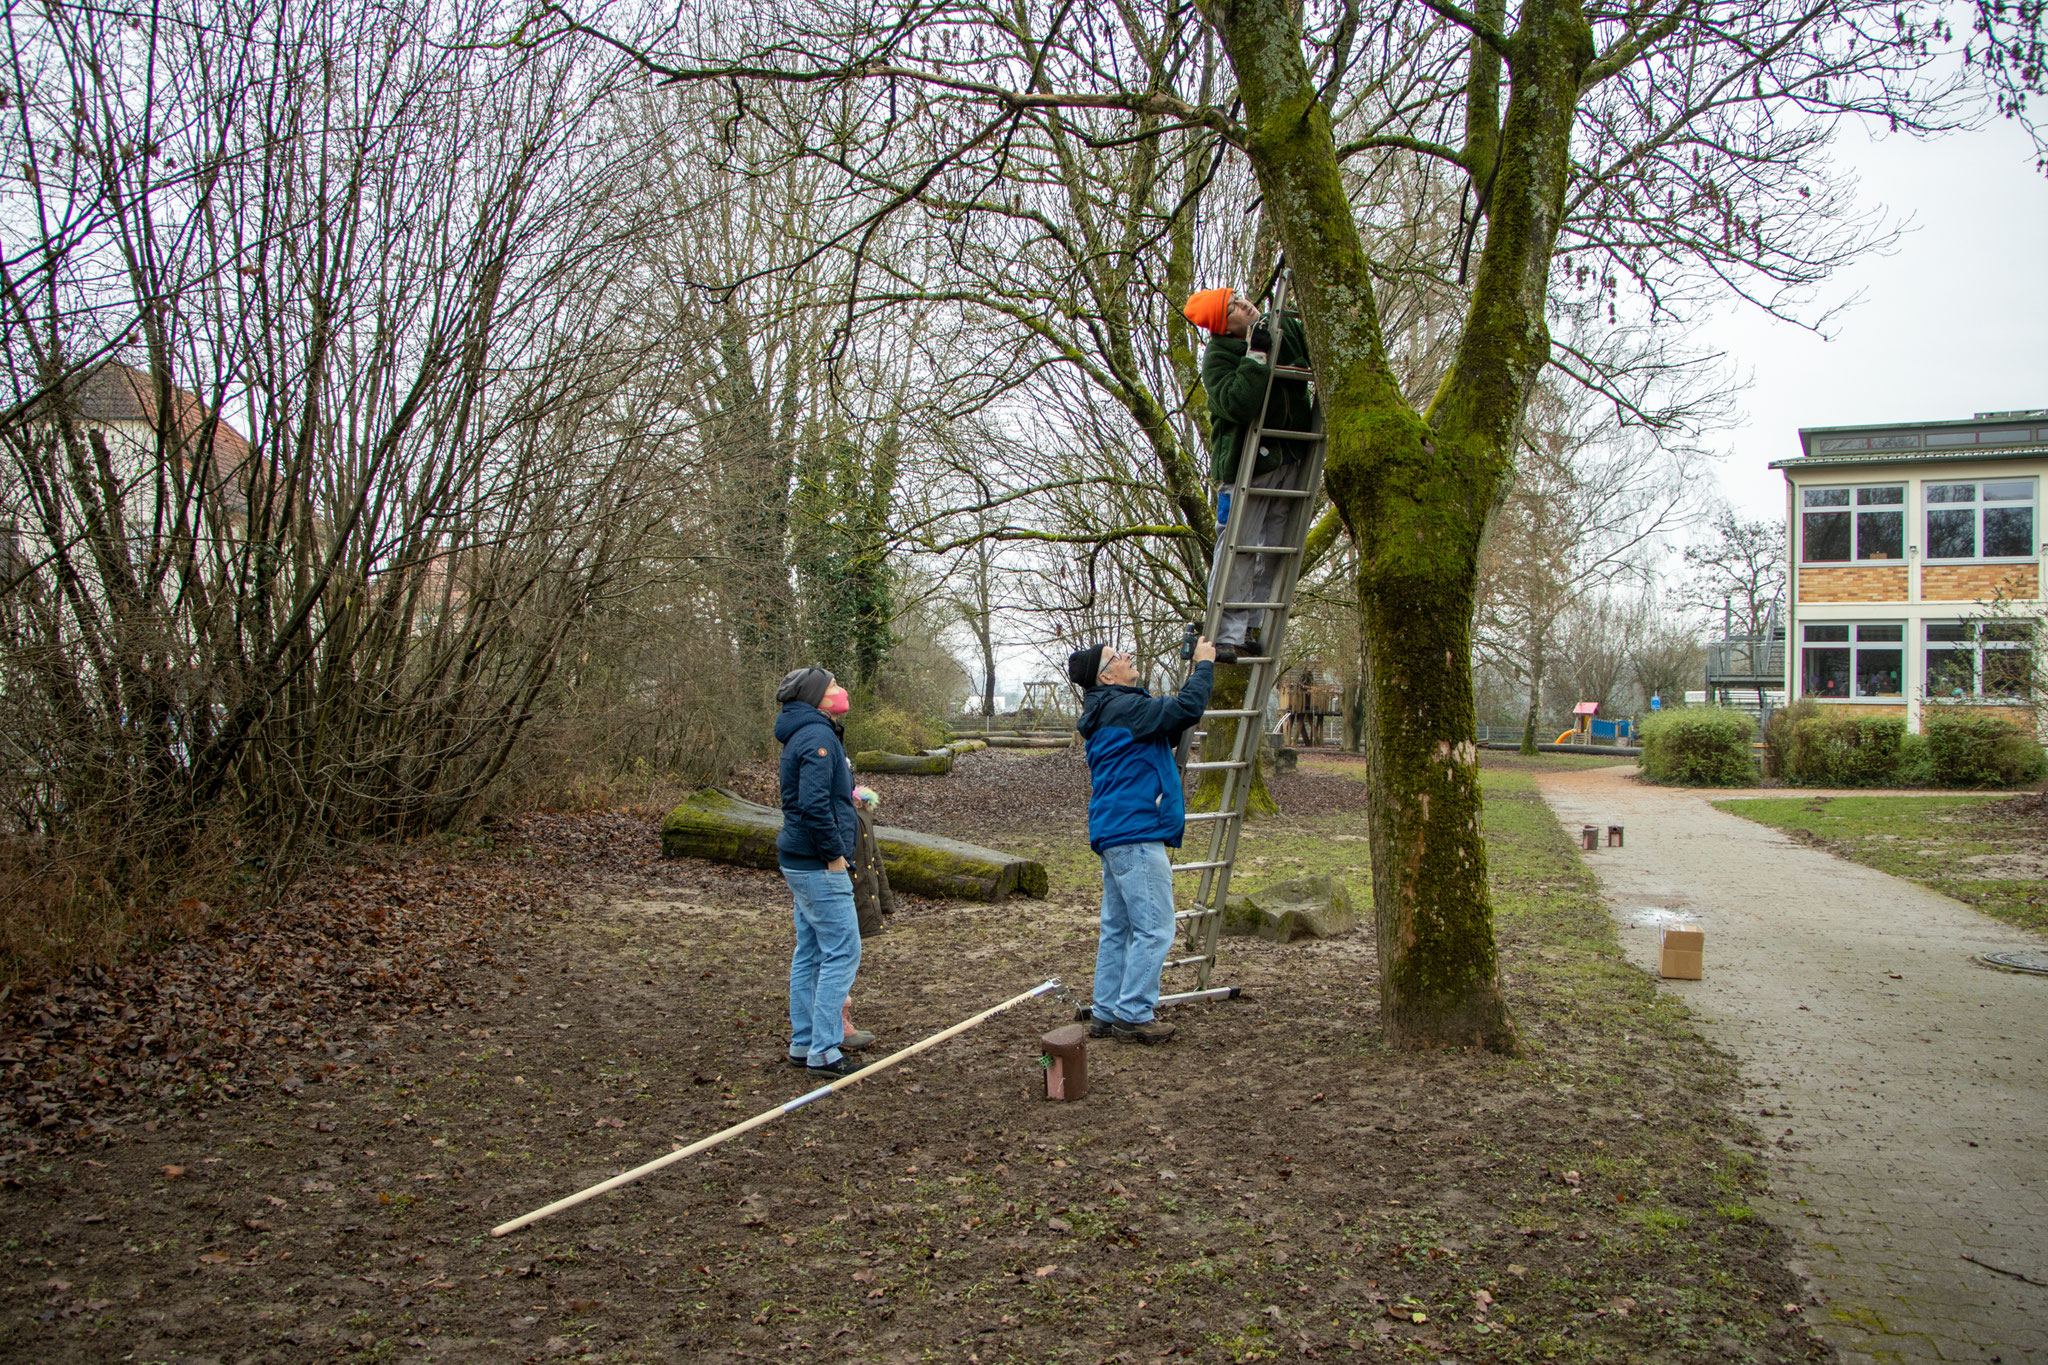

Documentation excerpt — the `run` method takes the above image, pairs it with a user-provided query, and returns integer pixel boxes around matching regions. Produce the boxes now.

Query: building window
[1801,622,1904,699]
[1925,620,2036,699]
[1924,479,2037,561]
[1801,484,1905,563]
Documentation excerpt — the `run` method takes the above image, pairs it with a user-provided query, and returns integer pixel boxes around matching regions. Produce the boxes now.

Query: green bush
[841,693,942,757]
[1638,707,1757,786]
[1764,699,1818,779]
[1896,732,1934,787]
[1923,712,2048,788]
[1786,713,1907,786]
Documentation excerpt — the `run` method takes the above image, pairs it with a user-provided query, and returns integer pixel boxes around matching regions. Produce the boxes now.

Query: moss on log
[947,739,988,754]
[659,789,1046,901]
[853,749,955,775]
[985,734,1073,749]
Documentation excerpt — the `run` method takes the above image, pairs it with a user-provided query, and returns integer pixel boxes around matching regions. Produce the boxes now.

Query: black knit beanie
[775,666,832,707]
[1066,643,1107,690]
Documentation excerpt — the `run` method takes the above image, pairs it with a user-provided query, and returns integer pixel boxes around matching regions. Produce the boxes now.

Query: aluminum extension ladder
[1163,269,1326,1005]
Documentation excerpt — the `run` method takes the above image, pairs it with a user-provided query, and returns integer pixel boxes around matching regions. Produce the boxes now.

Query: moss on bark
[1188,661,1277,817]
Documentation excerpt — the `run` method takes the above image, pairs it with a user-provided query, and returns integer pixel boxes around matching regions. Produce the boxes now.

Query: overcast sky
[1693,115,2048,523]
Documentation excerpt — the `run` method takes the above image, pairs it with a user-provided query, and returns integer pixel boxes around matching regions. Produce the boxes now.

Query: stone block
[1221,873,1356,942]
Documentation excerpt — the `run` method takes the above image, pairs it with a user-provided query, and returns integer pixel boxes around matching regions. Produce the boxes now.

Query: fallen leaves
[2,852,539,1152]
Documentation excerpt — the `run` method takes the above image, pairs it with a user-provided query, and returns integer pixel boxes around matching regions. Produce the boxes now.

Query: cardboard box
[1659,926,1704,980]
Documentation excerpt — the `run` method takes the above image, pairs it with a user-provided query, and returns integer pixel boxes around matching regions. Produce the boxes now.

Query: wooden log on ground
[853,748,955,775]
[947,739,987,754]
[659,790,1047,900]
[985,734,1074,748]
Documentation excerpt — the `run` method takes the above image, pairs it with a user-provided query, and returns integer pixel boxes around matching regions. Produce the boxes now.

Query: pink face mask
[820,685,850,717]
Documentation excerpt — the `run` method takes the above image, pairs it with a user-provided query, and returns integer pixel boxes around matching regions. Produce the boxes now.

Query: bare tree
[1680,508,1788,642]
[0,0,681,964]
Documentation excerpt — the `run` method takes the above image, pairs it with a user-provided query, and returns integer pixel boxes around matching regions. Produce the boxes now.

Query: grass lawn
[0,756,1826,1363]
[1713,792,2048,933]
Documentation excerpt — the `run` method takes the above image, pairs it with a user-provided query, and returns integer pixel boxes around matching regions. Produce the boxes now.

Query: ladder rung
[1217,543,1302,557]
[1220,654,1275,665]
[1270,364,1314,379]
[1236,487,1313,499]
[1171,860,1230,873]
[1184,760,1250,771]
[1173,907,1220,921]
[1164,955,1212,970]
[1201,708,1260,718]
[1180,811,1236,823]
[1219,600,1287,610]
[1257,429,1323,442]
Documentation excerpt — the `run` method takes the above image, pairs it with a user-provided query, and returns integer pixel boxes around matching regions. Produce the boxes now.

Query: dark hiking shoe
[1212,643,1239,665]
[805,1055,863,1078]
[1087,1017,1115,1039]
[1111,1019,1176,1046]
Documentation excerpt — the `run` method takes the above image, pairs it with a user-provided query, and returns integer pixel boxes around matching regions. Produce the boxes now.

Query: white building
[1774,410,2044,735]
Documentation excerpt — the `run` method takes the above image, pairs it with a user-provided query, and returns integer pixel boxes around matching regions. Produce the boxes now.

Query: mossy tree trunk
[1189,661,1277,817]
[1205,0,1595,1051]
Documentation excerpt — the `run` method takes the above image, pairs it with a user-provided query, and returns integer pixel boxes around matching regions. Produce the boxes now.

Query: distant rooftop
[1771,410,2048,470]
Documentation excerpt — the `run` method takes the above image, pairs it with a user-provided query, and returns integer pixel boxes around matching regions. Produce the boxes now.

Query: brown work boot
[1111,1018,1176,1046]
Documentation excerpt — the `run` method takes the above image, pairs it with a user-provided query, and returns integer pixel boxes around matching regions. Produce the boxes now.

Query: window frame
[1799,620,1907,702]
[1923,619,2038,702]
[1799,483,1907,565]
[1922,478,2038,564]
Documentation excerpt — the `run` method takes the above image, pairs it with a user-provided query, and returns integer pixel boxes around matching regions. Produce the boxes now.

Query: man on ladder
[1067,276,1323,1035]
[1182,286,1319,663]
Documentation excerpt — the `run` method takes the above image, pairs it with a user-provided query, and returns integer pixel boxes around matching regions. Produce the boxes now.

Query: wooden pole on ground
[490,978,1063,1238]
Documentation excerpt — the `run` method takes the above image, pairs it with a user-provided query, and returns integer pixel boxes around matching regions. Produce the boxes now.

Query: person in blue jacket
[1069,637,1216,1044]
[774,666,865,1076]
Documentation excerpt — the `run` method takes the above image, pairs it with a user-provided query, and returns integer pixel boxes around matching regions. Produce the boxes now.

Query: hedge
[1638,707,1756,786]
[1785,713,1907,786]
[1924,712,2048,788]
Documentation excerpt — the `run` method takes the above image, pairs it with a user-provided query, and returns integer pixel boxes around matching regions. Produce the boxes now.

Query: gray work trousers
[1214,456,1312,647]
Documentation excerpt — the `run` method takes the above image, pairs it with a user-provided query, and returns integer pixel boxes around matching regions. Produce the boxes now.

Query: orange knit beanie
[1182,287,1232,335]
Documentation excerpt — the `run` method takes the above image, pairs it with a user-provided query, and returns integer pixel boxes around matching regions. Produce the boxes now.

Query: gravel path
[1537,765,2048,1365]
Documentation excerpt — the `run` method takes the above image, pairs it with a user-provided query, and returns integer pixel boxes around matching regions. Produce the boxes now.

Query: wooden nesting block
[1041,1024,1088,1101]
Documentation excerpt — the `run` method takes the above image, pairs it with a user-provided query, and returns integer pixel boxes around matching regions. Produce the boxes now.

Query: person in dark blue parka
[774,666,864,1076]
[1070,637,1215,1045]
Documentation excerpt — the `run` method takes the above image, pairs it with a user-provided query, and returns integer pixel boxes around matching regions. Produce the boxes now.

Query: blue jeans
[1094,841,1176,1024]
[782,867,862,1066]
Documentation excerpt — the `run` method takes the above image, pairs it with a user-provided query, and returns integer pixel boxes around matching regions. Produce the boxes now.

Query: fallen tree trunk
[947,739,987,754]
[985,734,1073,749]
[853,749,955,775]
[659,790,1047,901]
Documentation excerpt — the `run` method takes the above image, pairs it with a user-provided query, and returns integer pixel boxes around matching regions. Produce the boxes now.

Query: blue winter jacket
[775,702,858,870]
[1077,662,1215,854]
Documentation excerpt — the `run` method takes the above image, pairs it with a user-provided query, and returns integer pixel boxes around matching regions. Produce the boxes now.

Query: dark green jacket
[1200,316,1317,484]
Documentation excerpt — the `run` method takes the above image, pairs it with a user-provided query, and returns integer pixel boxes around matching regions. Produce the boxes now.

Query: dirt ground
[0,749,1830,1363]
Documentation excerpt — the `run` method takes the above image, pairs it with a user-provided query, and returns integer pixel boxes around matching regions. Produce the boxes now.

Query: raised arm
[1118,661,1216,744]
[1200,335,1273,426]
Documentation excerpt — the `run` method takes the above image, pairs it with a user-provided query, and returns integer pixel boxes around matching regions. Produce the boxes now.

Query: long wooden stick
[490,978,1062,1237]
